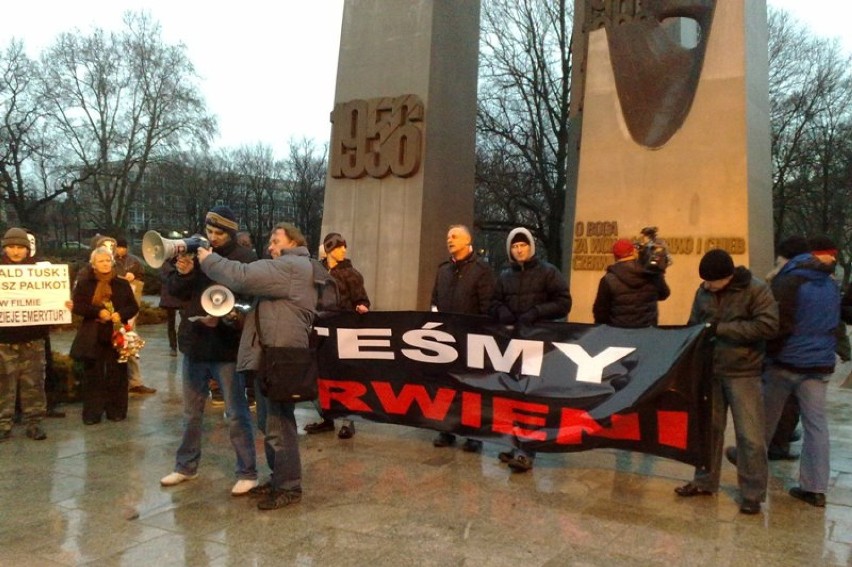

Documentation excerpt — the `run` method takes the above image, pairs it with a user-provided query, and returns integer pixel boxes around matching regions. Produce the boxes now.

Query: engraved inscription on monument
[329,94,424,180]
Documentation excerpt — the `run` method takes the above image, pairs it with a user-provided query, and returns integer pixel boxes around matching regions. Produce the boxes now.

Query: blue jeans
[763,365,830,493]
[253,373,274,471]
[174,358,257,480]
[693,375,767,502]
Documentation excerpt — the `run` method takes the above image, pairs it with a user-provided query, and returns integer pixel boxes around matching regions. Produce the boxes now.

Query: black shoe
[768,448,799,461]
[724,446,738,465]
[26,424,47,440]
[83,418,101,425]
[498,451,514,463]
[304,419,335,434]
[462,439,483,453]
[337,425,355,439]
[789,487,826,507]
[740,499,761,514]
[257,489,302,510]
[433,432,456,447]
[507,454,534,473]
[248,481,274,497]
[674,483,713,497]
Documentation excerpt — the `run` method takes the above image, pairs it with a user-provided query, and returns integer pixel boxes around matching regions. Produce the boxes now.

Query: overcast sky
[4,1,850,157]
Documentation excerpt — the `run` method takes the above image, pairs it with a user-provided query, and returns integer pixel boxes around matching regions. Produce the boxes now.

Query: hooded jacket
[688,266,779,378]
[767,253,839,372]
[201,246,316,372]
[491,227,571,323]
[593,259,670,327]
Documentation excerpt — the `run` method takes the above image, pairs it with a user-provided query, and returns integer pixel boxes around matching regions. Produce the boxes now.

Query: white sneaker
[160,471,198,486]
[231,479,258,496]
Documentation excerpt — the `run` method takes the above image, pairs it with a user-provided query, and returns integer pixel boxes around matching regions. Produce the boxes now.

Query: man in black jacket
[490,227,572,472]
[430,224,496,452]
[593,238,670,327]
[160,206,259,497]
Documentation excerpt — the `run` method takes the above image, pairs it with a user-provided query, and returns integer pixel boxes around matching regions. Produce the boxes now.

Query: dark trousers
[81,352,129,423]
[166,308,178,350]
[770,395,800,453]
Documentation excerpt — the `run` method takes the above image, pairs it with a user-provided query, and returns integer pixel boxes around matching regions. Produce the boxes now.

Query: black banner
[315,312,712,468]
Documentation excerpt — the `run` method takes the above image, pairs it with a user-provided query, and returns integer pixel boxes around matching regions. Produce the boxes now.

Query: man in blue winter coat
[762,235,840,507]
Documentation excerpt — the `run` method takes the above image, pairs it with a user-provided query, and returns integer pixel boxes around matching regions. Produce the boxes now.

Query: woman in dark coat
[70,247,139,424]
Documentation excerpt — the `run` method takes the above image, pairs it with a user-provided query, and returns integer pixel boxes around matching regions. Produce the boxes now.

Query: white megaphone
[200,285,235,317]
[142,230,209,268]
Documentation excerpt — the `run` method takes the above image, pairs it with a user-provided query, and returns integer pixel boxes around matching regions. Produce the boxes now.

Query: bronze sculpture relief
[586,0,717,148]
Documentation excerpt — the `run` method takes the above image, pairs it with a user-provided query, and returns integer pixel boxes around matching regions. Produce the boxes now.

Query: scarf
[92,270,115,307]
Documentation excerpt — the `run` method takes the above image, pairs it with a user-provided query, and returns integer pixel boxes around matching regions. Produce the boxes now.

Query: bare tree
[284,138,327,253]
[768,7,852,280]
[0,39,71,229]
[476,0,573,267]
[37,11,216,236]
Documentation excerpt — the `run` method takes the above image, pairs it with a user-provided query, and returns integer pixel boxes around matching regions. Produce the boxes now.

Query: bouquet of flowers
[105,301,146,363]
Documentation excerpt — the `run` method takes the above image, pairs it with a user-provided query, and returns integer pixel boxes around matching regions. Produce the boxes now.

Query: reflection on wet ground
[2,322,852,566]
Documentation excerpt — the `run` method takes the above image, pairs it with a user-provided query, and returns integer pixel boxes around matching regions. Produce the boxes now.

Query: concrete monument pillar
[567,0,772,324]
[321,0,481,310]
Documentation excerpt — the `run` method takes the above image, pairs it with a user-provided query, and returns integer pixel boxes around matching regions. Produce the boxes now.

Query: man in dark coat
[430,224,496,453]
[675,249,778,515]
[490,227,571,472]
[761,236,840,507]
[593,238,670,327]
[160,205,259,497]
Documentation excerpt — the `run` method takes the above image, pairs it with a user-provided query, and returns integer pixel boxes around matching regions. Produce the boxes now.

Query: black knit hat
[205,205,239,236]
[808,235,837,254]
[699,249,735,281]
[323,232,346,253]
[776,236,809,260]
[510,232,530,246]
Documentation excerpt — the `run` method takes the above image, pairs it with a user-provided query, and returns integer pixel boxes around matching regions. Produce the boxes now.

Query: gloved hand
[518,308,539,326]
[496,305,516,324]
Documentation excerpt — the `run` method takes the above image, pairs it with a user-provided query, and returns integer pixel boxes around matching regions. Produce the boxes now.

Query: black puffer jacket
[169,239,256,361]
[325,258,371,312]
[688,266,779,378]
[431,252,495,315]
[593,259,670,327]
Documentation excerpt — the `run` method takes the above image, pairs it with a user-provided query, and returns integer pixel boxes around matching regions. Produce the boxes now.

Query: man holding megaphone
[159,205,260,497]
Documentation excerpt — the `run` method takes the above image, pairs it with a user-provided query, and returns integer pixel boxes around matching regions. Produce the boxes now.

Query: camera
[638,226,672,273]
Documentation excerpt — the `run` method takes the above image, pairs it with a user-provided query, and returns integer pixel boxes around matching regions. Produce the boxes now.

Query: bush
[136,301,167,325]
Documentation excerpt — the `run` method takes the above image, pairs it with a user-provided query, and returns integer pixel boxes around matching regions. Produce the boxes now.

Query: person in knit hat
[489,226,571,473]
[593,238,670,327]
[160,204,260,497]
[304,232,372,440]
[675,248,778,515]
[1,228,49,441]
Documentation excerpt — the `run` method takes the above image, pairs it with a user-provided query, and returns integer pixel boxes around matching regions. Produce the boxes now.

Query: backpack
[310,259,340,312]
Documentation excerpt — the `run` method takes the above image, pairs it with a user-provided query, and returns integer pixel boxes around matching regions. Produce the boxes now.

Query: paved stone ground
[1,321,852,566]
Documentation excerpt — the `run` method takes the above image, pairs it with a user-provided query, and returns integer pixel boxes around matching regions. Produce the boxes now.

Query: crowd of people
[0,216,847,515]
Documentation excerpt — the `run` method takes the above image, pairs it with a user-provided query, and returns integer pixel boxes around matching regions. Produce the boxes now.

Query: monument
[321,0,481,310]
[566,0,773,324]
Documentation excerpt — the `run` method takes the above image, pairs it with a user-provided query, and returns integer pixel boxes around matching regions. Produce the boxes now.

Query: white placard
[0,264,72,326]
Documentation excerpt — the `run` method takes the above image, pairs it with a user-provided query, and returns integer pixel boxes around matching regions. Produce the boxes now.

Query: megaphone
[200,285,235,317]
[142,230,209,268]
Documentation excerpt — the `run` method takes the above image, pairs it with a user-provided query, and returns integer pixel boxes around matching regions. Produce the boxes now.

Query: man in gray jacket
[197,221,316,511]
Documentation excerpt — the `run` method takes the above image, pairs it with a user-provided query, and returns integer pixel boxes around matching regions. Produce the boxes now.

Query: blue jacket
[768,253,839,372]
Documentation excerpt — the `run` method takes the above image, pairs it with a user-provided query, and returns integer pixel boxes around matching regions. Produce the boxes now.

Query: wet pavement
[2,320,852,566]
